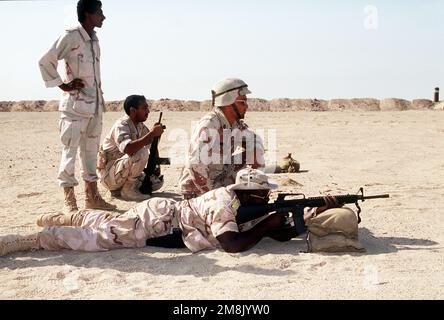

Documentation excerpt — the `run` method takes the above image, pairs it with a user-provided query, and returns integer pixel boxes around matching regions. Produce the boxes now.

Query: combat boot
[109,189,121,198]
[84,181,117,210]
[63,187,78,214]
[0,233,41,257]
[36,212,74,228]
[121,179,151,201]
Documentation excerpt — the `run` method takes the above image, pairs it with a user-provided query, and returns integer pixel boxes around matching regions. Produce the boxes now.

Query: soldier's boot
[36,212,75,228]
[109,189,121,198]
[0,233,41,257]
[121,179,151,201]
[63,187,79,215]
[84,181,117,210]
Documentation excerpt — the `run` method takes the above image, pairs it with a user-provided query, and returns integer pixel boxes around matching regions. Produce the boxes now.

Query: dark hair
[123,95,146,115]
[77,0,102,23]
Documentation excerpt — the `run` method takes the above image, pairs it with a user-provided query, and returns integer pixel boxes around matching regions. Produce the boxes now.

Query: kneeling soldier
[97,95,165,201]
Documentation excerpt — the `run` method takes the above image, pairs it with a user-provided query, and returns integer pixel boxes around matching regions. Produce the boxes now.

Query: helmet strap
[211,85,248,107]
[230,103,242,122]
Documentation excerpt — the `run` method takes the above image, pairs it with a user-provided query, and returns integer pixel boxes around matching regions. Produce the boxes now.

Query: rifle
[236,188,389,234]
[139,112,170,195]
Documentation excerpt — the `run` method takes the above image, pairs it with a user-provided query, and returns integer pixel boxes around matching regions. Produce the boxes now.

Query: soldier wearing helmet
[178,78,266,199]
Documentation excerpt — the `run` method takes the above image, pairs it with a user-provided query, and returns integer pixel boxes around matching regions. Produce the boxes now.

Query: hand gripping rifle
[139,112,170,195]
[236,188,389,234]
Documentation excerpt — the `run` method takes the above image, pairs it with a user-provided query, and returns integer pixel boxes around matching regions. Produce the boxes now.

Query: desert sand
[0,110,443,300]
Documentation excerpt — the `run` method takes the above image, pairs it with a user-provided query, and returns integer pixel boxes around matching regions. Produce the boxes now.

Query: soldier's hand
[316,196,344,215]
[264,212,288,230]
[268,227,299,242]
[59,79,85,92]
[151,124,165,137]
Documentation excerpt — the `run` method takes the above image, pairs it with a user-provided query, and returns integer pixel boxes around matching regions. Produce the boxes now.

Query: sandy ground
[0,111,443,300]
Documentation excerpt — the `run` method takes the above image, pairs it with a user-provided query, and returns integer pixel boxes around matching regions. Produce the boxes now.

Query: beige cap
[229,167,278,191]
[211,78,252,107]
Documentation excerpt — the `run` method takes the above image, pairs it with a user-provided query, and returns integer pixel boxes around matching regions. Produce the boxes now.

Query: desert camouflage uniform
[38,187,240,253]
[97,116,150,191]
[38,25,105,187]
[178,108,265,197]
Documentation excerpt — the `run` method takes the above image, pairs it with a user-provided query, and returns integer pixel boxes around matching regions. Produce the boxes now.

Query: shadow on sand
[1,228,439,276]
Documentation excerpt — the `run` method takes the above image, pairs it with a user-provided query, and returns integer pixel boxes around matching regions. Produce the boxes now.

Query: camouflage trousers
[58,114,102,188]
[98,147,149,191]
[38,198,177,252]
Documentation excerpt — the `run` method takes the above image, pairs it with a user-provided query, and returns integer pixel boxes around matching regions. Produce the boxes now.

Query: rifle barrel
[363,194,390,200]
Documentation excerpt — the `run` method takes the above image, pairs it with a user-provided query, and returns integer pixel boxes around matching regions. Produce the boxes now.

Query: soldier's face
[234,95,248,119]
[86,7,106,28]
[133,100,150,122]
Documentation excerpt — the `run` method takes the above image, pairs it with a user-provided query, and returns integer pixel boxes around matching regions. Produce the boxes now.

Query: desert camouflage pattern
[39,25,104,117]
[38,198,176,251]
[98,116,150,190]
[39,25,104,187]
[176,186,240,252]
[38,187,240,253]
[179,108,265,197]
[57,114,102,187]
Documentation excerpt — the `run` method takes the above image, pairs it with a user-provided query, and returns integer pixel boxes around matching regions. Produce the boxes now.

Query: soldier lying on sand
[0,169,364,256]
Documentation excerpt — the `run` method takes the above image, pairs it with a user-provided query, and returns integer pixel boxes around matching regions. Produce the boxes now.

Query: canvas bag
[306,207,366,253]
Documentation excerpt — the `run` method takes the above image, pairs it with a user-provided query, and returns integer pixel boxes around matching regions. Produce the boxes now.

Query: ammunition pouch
[97,146,107,170]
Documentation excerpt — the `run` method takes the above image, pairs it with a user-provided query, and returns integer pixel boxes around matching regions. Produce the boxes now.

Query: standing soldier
[38,0,115,214]
[178,78,265,199]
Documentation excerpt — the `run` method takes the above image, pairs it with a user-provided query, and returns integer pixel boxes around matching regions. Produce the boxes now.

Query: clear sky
[0,0,443,101]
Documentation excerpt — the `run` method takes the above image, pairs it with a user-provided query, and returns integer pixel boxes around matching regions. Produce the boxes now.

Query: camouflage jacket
[98,116,150,170]
[176,186,240,252]
[39,25,104,117]
[178,108,264,196]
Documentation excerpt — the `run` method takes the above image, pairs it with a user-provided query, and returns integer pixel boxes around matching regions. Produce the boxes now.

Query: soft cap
[229,167,278,191]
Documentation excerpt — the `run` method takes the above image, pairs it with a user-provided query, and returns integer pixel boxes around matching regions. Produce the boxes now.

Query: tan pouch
[97,146,107,170]
[306,207,366,253]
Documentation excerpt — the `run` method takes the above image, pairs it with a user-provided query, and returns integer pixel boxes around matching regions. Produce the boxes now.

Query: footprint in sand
[17,192,43,199]
[279,178,303,187]
[55,266,82,292]
[278,260,291,269]
[309,261,327,271]
[364,183,383,187]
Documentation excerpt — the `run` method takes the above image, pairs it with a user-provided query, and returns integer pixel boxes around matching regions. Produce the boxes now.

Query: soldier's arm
[241,129,265,170]
[38,33,73,89]
[252,132,265,170]
[187,123,217,194]
[216,213,287,253]
[124,124,164,156]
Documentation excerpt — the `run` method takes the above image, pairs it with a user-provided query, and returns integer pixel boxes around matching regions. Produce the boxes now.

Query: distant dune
[0,98,440,112]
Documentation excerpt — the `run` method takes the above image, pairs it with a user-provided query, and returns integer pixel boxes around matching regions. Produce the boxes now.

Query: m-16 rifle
[236,188,389,234]
[139,112,170,195]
